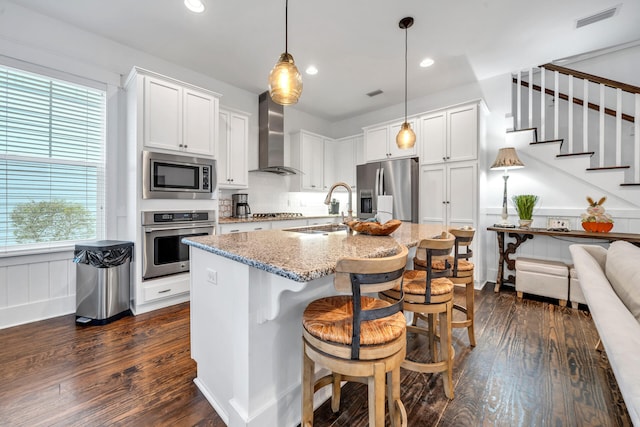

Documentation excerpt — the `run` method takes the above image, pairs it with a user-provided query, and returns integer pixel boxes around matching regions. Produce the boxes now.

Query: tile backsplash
[218,174,350,217]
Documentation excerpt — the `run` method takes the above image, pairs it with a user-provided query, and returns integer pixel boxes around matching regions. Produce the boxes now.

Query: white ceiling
[8,0,640,121]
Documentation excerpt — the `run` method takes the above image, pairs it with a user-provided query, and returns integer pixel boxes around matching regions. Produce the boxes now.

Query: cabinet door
[217,110,230,185]
[419,164,446,225]
[364,126,389,162]
[326,137,356,190]
[227,113,248,187]
[419,112,446,164]
[388,118,417,159]
[323,140,337,190]
[448,104,478,162]
[184,88,217,157]
[301,132,324,190]
[218,110,249,188]
[144,76,182,151]
[447,161,477,227]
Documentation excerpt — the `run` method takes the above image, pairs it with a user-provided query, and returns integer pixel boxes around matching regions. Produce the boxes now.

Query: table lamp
[491,147,524,227]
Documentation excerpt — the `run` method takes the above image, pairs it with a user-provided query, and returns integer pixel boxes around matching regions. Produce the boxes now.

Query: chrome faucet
[324,182,353,223]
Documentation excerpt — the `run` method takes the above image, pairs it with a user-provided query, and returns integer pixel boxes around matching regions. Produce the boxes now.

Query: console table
[488,226,640,292]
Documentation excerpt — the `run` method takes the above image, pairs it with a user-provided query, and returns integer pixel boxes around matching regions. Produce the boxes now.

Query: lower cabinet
[419,161,477,228]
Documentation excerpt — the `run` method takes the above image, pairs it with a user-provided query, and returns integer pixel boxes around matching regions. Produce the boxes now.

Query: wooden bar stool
[416,227,476,347]
[380,232,456,399]
[301,245,409,427]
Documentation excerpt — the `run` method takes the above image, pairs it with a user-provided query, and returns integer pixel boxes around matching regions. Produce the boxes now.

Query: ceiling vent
[366,89,384,97]
[576,6,619,28]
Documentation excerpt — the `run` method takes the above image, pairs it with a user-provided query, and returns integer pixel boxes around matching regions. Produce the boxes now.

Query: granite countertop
[218,215,341,224]
[184,223,447,282]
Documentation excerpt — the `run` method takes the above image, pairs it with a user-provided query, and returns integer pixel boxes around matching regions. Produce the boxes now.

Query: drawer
[143,275,190,302]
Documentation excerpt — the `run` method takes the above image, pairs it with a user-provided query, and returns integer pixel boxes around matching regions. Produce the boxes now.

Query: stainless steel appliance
[142,150,216,199]
[356,157,419,222]
[142,210,215,280]
[232,193,252,218]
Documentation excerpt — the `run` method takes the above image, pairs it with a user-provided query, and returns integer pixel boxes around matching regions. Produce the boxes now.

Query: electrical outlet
[206,268,217,285]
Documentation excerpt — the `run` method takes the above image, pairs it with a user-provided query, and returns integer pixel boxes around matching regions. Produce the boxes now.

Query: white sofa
[569,241,640,425]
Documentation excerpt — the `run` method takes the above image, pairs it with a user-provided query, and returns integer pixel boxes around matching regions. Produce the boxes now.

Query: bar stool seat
[301,245,409,427]
[303,296,406,350]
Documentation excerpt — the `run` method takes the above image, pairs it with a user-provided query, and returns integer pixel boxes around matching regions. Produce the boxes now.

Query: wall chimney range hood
[251,91,299,175]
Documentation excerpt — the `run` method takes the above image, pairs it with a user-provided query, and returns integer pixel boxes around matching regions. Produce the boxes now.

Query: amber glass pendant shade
[396,121,416,149]
[269,52,303,105]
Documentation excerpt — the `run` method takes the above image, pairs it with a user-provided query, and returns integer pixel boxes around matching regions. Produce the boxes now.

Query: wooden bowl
[346,219,402,236]
[582,222,613,233]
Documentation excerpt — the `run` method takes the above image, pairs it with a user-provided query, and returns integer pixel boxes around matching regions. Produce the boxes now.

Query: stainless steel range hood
[251,91,299,175]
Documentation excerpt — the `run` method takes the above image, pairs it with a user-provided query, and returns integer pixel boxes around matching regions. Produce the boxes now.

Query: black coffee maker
[232,193,251,218]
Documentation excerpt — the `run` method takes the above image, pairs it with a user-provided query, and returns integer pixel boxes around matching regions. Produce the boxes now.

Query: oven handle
[143,223,216,233]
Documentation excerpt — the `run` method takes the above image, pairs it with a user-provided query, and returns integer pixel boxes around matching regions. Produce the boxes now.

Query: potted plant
[511,194,538,228]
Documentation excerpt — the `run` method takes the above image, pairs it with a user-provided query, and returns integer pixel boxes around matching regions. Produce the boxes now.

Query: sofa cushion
[605,241,640,322]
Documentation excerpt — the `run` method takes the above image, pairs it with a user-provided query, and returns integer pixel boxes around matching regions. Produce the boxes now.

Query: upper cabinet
[363,118,417,162]
[133,69,220,157]
[290,130,326,191]
[218,108,249,189]
[419,103,477,165]
[325,134,362,190]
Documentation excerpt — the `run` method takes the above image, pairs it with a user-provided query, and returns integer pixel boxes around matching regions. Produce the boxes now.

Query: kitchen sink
[283,223,348,234]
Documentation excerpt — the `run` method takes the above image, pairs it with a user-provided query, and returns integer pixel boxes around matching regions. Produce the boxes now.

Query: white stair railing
[512,64,640,183]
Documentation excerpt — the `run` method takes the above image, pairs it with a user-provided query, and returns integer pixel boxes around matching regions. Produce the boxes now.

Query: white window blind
[0,65,106,251]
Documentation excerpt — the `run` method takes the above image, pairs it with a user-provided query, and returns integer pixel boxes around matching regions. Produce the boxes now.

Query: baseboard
[0,295,75,329]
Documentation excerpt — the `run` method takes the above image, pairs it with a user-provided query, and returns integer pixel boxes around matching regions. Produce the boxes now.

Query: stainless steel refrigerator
[356,157,419,222]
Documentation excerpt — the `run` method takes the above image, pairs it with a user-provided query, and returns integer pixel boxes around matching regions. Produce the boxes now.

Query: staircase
[508,63,640,206]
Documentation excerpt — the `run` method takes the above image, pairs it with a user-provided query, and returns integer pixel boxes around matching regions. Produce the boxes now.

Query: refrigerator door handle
[379,167,385,195]
[375,168,381,196]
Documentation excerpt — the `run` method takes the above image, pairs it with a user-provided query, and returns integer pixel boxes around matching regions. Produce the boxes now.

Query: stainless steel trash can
[74,240,134,325]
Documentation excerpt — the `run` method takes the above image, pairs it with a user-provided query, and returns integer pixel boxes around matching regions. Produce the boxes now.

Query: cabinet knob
[184,145,188,148]
[442,157,446,160]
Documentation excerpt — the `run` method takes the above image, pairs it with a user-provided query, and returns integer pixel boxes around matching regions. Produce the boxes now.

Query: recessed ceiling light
[184,0,205,13]
[420,58,435,68]
[305,66,318,75]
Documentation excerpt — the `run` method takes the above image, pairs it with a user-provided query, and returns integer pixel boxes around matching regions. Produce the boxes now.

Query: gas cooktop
[252,212,304,219]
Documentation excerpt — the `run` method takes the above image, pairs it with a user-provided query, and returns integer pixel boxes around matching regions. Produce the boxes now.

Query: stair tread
[531,139,563,145]
[556,152,594,157]
[586,165,630,170]
[620,183,640,186]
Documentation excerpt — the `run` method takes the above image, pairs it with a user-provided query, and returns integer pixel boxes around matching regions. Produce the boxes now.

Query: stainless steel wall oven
[142,210,215,280]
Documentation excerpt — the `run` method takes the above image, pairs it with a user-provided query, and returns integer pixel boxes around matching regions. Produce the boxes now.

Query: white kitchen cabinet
[420,103,477,165]
[219,222,272,234]
[290,130,326,191]
[419,161,477,228]
[218,108,249,188]
[324,135,360,190]
[364,118,417,162]
[143,73,219,157]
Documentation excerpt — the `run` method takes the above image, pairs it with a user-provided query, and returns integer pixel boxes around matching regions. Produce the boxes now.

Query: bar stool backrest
[414,232,456,302]
[333,245,409,359]
[449,227,475,276]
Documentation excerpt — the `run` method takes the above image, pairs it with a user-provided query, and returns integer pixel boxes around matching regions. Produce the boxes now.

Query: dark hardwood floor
[0,284,631,426]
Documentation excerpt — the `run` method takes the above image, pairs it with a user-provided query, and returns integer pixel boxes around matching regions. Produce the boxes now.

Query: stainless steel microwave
[142,151,216,199]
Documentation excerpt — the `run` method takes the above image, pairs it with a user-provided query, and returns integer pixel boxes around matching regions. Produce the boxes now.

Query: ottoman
[515,257,568,306]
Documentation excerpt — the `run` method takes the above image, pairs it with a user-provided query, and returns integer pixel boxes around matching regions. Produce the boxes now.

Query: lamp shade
[490,147,524,170]
[396,122,416,149]
[269,53,303,105]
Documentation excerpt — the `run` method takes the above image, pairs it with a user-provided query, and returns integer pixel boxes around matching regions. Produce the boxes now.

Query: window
[0,65,105,252]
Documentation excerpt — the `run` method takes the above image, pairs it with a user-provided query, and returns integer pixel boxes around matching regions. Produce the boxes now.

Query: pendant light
[396,17,416,149]
[269,0,303,105]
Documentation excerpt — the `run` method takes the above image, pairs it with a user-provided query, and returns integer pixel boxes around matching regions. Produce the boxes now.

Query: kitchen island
[184,223,447,427]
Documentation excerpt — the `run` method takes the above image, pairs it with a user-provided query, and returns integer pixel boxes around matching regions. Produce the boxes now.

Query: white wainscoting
[0,250,76,329]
